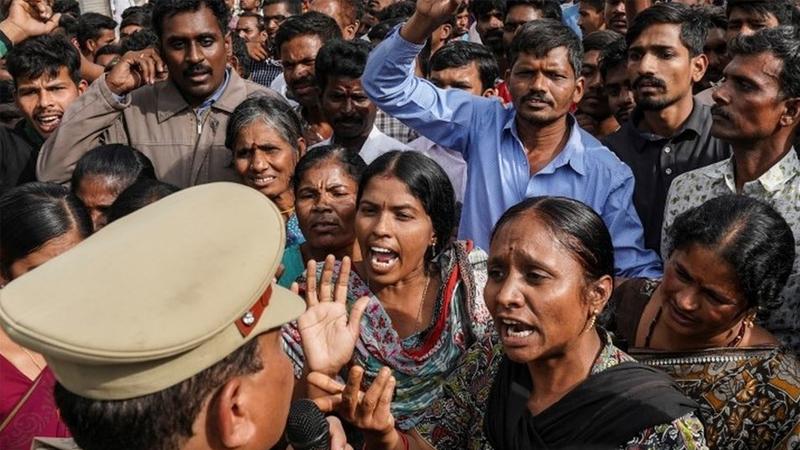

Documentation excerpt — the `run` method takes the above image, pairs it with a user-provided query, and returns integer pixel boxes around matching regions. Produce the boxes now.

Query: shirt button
[665,168,673,175]
[664,146,671,154]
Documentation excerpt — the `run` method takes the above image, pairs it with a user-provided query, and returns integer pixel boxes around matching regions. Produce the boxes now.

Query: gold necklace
[280,206,295,216]
[20,346,45,372]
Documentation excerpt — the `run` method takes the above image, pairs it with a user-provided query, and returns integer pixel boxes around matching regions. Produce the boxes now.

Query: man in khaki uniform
[36,0,281,188]
[0,183,306,450]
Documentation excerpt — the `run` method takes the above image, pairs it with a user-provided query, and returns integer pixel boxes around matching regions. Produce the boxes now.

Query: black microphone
[285,399,330,450]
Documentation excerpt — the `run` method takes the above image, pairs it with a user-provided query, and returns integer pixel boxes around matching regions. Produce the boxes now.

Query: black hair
[70,145,157,196]
[376,0,415,20]
[0,182,92,279]
[106,179,180,223]
[76,12,117,49]
[583,30,623,53]
[273,11,342,56]
[95,43,123,59]
[580,0,604,12]
[239,11,266,30]
[509,19,583,76]
[505,0,562,21]
[6,34,82,86]
[469,0,506,19]
[262,0,303,15]
[667,195,795,310]
[698,5,727,30]
[728,26,800,98]
[293,144,367,193]
[231,34,253,78]
[626,2,707,57]
[57,13,80,40]
[121,29,160,52]
[726,0,796,27]
[491,196,615,284]
[151,0,231,39]
[367,17,405,42]
[357,151,457,262]
[120,6,152,29]
[55,338,262,450]
[599,31,627,79]
[315,38,370,90]
[429,40,500,91]
[53,0,81,16]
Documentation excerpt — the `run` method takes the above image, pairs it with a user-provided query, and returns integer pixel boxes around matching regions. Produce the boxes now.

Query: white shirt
[309,125,411,163]
[408,136,467,203]
[269,73,299,108]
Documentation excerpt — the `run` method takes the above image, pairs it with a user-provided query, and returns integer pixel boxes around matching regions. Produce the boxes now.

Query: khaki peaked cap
[0,182,304,400]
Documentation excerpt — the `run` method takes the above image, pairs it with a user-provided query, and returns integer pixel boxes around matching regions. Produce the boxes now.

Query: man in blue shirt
[362,1,661,277]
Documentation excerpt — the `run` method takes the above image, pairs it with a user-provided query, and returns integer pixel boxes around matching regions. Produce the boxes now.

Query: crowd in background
[1,0,800,449]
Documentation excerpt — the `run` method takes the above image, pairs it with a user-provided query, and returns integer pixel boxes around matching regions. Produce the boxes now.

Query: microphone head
[286,399,330,450]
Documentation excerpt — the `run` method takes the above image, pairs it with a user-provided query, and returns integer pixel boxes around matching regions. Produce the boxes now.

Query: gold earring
[583,310,599,333]
[744,310,757,328]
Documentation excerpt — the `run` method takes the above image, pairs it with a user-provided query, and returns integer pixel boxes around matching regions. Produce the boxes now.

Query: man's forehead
[161,7,224,36]
[16,67,75,87]
[729,52,783,81]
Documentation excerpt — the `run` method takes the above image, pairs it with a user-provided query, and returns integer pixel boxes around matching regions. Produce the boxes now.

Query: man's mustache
[710,105,732,121]
[522,92,552,105]
[633,75,667,90]
[183,64,212,77]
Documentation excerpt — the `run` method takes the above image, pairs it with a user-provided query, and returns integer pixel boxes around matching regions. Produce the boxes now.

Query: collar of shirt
[711,148,800,194]
[156,68,233,122]
[504,113,586,176]
[628,98,704,148]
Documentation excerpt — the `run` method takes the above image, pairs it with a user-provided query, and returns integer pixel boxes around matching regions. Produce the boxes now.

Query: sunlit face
[659,244,747,344]
[502,5,543,50]
[296,160,358,254]
[578,49,612,120]
[509,47,584,126]
[356,175,434,288]
[627,23,704,111]
[76,175,124,231]
[309,0,357,40]
[321,77,376,141]
[245,330,295,448]
[475,9,505,55]
[711,52,789,144]
[578,3,605,34]
[603,63,635,123]
[8,228,84,279]
[159,6,230,108]
[281,34,324,107]
[726,8,780,42]
[604,0,627,35]
[485,214,598,363]
[232,120,300,201]
[454,9,470,37]
[430,62,485,96]
[236,16,267,43]
[15,67,86,139]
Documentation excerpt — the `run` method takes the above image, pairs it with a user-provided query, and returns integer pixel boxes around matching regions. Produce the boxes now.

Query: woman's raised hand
[308,366,400,449]
[295,255,369,376]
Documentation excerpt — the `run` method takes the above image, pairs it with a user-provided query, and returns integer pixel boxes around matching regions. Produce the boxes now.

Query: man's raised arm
[362,0,492,154]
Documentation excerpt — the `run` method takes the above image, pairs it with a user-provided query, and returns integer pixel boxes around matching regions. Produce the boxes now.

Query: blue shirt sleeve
[363,27,497,158]
[602,169,664,278]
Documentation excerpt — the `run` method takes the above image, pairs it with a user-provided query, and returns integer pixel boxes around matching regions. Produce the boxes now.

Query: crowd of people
[1,0,799,449]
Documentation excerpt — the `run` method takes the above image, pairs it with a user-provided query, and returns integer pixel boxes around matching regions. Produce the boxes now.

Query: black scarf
[484,357,698,450]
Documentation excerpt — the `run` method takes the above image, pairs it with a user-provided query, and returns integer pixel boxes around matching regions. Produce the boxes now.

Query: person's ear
[224,32,232,53]
[215,377,257,448]
[439,23,452,41]
[296,136,307,158]
[77,79,89,94]
[690,53,708,84]
[586,274,613,314]
[504,67,510,83]
[780,97,800,128]
[572,75,585,104]
[482,86,499,98]
[344,20,360,40]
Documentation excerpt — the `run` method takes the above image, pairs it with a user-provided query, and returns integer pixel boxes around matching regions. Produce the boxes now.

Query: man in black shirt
[604,3,729,254]
[0,33,86,193]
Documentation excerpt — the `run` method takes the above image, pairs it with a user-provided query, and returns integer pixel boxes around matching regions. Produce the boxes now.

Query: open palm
[296,256,368,377]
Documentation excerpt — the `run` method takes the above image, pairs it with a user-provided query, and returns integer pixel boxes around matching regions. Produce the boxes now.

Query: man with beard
[274,12,342,146]
[599,34,635,124]
[469,0,505,70]
[309,39,410,162]
[575,30,620,139]
[364,12,661,277]
[37,0,274,187]
[604,3,729,254]
[1,34,86,194]
[662,27,800,355]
